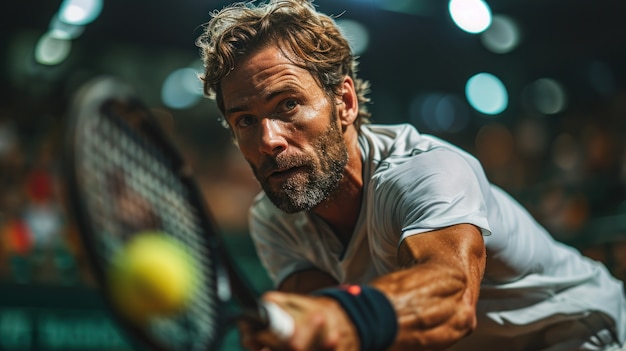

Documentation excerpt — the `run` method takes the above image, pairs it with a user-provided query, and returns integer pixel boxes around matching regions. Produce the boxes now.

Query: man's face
[220,45,348,213]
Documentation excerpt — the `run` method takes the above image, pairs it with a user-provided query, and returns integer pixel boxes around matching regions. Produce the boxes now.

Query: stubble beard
[253,110,348,214]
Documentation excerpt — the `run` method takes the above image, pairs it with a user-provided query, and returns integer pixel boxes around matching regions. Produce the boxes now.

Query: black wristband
[313,285,398,351]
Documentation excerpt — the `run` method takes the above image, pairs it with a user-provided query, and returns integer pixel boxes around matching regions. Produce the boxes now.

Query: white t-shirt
[249,123,626,342]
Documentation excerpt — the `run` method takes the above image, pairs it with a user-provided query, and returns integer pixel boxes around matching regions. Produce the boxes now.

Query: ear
[336,76,359,127]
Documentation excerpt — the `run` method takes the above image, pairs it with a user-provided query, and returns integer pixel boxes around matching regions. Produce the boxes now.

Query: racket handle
[261,301,295,341]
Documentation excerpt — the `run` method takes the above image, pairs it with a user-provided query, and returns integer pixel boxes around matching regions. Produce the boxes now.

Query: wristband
[313,285,398,351]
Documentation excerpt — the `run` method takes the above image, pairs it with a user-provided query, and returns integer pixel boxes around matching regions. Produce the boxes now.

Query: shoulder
[367,134,490,219]
[373,142,483,190]
[358,123,487,197]
[361,123,481,169]
[371,148,483,210]
[360,123,428,157]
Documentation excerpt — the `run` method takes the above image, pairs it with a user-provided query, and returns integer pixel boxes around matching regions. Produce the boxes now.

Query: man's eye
[236,115,256,128]
[285,99,298,110]
[278,99,299,113]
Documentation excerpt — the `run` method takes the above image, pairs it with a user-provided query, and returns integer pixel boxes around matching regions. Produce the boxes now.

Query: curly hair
[196,0,372,129]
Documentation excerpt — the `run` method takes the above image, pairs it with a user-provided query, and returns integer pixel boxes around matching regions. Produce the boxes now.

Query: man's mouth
[269,166,306,181]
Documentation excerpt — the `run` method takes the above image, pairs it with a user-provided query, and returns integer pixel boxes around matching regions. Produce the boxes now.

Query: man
[196,0,626,350]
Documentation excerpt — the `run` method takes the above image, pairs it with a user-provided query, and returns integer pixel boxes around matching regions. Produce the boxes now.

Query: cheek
[232,127,255,148]
[235,140,256,160]
[297,105,333,134]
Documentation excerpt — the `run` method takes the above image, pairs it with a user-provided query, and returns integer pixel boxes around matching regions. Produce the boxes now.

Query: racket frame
[62,76,266,351]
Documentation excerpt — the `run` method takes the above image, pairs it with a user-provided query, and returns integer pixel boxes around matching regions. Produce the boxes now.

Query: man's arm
[244,223,486,351]
[375,223,486,350]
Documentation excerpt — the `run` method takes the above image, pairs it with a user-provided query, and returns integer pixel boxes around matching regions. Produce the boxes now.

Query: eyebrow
[225,105,247,117]
[224,84,301,117]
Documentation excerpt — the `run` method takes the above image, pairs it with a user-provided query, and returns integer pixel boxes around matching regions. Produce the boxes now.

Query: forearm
[371,262,480,350]
[373,224,486,350]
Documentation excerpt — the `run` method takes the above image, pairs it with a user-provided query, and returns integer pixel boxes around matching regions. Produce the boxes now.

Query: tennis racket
[62,76,294,351]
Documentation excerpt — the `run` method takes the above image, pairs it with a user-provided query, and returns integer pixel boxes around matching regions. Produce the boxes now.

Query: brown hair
[196,0,372,129]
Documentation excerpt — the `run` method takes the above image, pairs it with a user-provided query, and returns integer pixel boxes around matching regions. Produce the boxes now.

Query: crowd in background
[0,101,88,287]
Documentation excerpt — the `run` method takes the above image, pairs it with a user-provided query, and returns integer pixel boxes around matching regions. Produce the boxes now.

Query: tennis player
[197,0,626,349]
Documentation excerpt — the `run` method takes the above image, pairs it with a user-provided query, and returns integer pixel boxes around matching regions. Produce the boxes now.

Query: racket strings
[75,101,219,350]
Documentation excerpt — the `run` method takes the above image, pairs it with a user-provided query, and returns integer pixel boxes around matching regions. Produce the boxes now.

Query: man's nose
[259,118,287,156]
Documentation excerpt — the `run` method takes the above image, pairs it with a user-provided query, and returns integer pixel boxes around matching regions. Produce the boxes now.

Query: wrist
[313,285,398,351]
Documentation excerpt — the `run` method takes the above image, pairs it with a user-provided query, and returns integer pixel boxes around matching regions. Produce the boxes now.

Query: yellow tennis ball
[108,231,199,323]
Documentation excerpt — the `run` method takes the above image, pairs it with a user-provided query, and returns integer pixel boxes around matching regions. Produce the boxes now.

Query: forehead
[220,45,321,111]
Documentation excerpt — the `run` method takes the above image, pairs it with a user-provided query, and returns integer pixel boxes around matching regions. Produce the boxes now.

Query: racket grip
[261,301,295,341]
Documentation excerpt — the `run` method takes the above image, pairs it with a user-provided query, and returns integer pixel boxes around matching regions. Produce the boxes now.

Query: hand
[239,291,360,351]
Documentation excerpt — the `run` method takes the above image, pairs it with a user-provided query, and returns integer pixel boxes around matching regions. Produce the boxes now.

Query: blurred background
[1,0,626,349]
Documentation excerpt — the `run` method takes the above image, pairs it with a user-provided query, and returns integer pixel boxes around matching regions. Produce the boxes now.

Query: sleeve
[248,194,316,287]
[372,147,492,244]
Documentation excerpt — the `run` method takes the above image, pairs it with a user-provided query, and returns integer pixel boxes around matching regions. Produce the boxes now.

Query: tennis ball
[108,231,199,323]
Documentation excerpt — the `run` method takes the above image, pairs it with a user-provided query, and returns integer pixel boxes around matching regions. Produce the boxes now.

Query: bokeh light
[465,72,508,115]
[161,68,203,110]
[449,0,492,34]
[409,93,470,133]
[58,0,103,26]
[336,18,370,55]
[480,14,521,54]
[34,32,72,66]
[523,78,568,115]
[49,14,85,40]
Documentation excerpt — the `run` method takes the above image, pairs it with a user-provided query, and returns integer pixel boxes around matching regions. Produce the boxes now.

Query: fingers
[259,292,328,350]
[238,291,359,351]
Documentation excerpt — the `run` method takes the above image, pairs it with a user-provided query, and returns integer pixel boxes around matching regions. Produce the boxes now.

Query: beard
[251,108,348,214]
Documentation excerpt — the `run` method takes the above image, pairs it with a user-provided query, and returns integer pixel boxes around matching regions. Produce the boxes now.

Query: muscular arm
[246,223,485,351]
[375,223,486,350]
